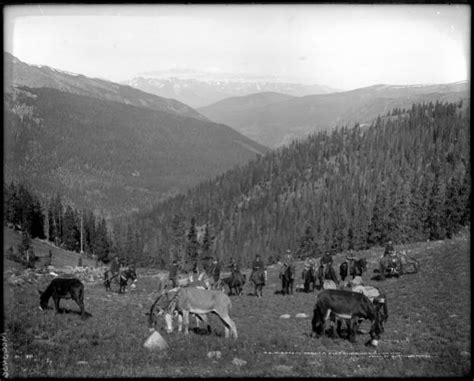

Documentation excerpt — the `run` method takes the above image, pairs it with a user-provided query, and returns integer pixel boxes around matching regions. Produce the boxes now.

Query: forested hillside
[131,101,470,269]
[4,86,268,218]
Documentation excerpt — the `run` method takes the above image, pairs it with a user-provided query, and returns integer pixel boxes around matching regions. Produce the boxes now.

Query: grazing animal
[311,289,386,346]
[302,264,318,292]
[336,285,389,333]
[104,266,137,293]
[148,287,237,339]
[147,287,210,334]
[280,264,295,295]
[222,271,246,295]
[250,269,266,298]
[39,277,86,319]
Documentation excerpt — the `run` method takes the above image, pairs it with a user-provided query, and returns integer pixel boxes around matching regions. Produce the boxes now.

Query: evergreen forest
[134,100,470,269]
[4,101,470,271]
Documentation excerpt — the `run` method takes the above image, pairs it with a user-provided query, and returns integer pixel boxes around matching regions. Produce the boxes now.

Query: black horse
[222,270,246,295]
[39,277,86,319]
[104,266,137,293]
[250,269,265,298]
[340,258,368,281]
[302,265,318,292]
[316,264,338,289]
[279,264,295,295]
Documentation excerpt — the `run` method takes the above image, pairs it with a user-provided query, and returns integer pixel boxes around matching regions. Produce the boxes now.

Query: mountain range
[198,81,470,148]
[4,52,470,219]
[3,53,268,218]
[122,75,336,108]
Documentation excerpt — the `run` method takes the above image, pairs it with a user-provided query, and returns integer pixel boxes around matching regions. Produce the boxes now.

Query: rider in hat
[384,240,395,257]
[168,258,179,288]
[251,254,266,284]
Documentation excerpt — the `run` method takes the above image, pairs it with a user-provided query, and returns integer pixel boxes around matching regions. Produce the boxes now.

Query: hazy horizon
[4,4,470,91]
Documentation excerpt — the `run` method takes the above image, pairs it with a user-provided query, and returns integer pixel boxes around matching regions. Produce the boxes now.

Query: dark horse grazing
[340,258,368,281]
[39,277,86,319]
[222,271,246,295]
[104,266,137,293]
[302,265,317,292]
[250,269,265,298]
[311,289,387,346]
[280,264,295,295]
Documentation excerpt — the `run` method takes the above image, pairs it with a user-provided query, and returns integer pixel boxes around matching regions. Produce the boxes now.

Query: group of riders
[105,239,402,293]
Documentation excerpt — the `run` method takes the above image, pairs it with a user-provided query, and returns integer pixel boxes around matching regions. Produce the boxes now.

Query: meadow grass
[4,232,471,377]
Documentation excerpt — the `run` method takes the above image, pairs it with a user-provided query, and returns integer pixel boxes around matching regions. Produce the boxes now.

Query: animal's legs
[348,317,358,343]
[219,313,238,339]
[53,296,60,314]
[182,310,190,334]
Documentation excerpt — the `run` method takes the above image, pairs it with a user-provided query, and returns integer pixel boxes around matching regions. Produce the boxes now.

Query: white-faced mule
[148,287,238,339]
[311,289,386,346]
[39,277,86,320]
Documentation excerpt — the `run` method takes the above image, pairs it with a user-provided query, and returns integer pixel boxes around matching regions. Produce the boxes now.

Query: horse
[279,264,295,295]
[316,263,338,289]
[341,258,368,281]
[379,254,402,279]
[148,287,238,339]
[39,277,86,319]
[222,271,246,295]
[302,264,318,292]
[379,250,419,280]
[250,269,265,298]
[311,289,387,346]
[104,266,137,293]
[398,250,419,274]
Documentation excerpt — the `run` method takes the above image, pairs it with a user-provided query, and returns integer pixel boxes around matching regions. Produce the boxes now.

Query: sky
[4,4,471,90]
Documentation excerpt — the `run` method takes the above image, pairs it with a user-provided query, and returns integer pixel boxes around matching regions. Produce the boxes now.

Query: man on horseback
[228,257,239,273]
[380,240,401,279]
[318,251,337,285]
[384,241,395,257]
[169,259,179,288]
[111,255,120,278]
[211,258,221,283]
[250,254,266,285]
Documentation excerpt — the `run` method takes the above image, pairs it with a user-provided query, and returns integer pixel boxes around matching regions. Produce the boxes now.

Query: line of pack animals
[38,247,419,347]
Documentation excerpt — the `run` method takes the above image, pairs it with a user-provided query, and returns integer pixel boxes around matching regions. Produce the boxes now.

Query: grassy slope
[4,230,471,377]
[3,227,96,269]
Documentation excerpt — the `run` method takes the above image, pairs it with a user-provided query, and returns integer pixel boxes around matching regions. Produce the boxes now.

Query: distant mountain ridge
[4,52,207,121]
[4,54,269,218]
[122,76,337,108]
[198,81,470,148]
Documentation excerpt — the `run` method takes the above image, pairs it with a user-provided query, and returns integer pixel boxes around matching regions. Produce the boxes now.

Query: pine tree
[95,218,110,261]
[63,205,80,251]
[185,217,199,272]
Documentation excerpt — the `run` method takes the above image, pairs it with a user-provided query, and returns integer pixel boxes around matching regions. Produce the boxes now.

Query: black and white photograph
[3,3,471,377]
